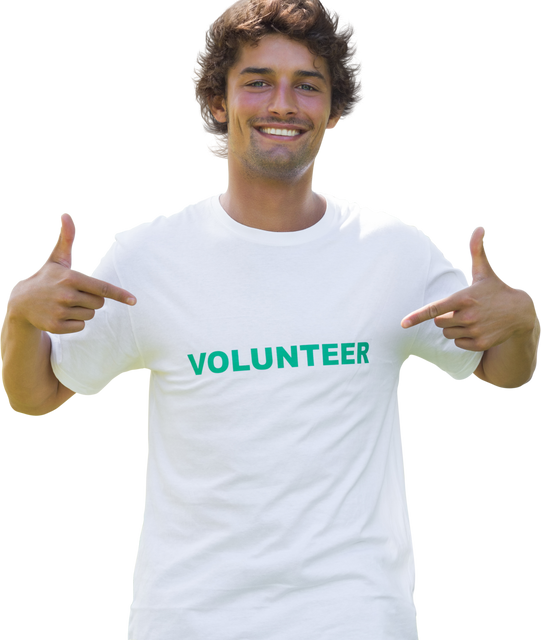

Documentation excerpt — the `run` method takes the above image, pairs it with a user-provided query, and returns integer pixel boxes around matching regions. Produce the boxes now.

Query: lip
[255,125,307,140]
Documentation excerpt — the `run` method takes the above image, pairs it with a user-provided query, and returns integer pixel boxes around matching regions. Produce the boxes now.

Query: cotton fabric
[49,195,482,640]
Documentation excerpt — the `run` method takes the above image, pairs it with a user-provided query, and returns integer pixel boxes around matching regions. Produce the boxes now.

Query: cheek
[228,93,266,120]
[299,97,331,124]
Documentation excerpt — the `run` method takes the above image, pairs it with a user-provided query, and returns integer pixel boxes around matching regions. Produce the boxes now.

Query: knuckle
[476,337,491,352]
[49,316,64,329]
[99,283,110,297]
[59,271,76,287]
[58,291,76,306]
[468,326,481,339]
[49,319,65,334]
[461,310,476,324]
[428,304,439,319]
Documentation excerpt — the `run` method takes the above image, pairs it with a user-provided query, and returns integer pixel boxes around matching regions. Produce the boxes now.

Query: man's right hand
[9,214,137,334]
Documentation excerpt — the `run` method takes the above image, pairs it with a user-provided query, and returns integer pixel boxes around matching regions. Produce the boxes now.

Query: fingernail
[127,297,137,305]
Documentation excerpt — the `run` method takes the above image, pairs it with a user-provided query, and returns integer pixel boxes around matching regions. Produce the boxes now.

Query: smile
[257,127,303,138]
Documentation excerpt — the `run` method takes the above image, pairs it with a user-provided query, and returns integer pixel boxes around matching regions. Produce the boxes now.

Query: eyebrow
[239,67,327,83]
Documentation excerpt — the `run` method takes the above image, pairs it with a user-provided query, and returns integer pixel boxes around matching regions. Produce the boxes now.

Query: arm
[401,228,539,388]
[473,289,541,391]
[1,314,75,415]
[1,214,137,415]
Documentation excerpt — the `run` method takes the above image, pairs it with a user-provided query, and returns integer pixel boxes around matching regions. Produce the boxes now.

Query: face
[211,34,340,181]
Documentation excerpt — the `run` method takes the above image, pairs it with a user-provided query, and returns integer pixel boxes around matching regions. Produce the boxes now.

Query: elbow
[474,356,537,389]
[482,368,536,389]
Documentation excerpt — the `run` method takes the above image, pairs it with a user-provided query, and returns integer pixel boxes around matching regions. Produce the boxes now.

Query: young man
[205,34,340,232]
[2,1,538,639]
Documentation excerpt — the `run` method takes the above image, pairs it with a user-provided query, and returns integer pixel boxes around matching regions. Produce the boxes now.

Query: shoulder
[113,196,218,253]
[326,194,432,256]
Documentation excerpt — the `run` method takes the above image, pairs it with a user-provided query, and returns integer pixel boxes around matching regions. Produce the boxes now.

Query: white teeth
[260,127,301,137]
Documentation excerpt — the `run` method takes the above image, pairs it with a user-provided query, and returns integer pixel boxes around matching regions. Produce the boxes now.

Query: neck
[220,160,325,232]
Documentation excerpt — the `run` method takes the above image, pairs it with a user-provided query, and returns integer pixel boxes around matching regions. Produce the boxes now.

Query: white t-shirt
[49,195,482,640]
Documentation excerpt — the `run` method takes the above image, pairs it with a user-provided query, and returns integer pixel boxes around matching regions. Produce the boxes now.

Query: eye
[247,81,267,88]
[298,83,318,92]
[246,80,317,91]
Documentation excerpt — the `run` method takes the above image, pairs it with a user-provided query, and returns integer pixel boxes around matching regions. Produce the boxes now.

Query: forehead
[230,34,330,80]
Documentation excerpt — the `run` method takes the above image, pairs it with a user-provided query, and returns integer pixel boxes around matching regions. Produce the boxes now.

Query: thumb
[49,214,75,268]
[470,226,493,283]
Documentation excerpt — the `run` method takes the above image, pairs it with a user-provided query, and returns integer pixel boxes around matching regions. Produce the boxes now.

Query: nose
[267,81,298,117]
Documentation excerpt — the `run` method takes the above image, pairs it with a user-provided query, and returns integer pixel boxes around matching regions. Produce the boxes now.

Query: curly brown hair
[194,0,361,156]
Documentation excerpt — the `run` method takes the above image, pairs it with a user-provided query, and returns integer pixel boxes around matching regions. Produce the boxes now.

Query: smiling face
[211,34,340,181]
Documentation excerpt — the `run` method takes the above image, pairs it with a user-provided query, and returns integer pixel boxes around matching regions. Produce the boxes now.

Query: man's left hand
[401,227,533,352]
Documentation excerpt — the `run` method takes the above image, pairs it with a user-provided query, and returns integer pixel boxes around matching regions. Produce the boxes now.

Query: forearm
[1,301,73,415]
[475,291,539,388]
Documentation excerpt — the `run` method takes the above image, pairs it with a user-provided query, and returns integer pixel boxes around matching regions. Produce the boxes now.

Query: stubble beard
[231,118,320,182]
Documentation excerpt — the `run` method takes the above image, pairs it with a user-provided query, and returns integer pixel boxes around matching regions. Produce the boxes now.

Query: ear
[326,110,342,130]
[209,95,227,123]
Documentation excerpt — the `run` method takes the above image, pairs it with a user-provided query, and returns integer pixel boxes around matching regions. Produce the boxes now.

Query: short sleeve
[49,242,145,395]
[408,235,483,379]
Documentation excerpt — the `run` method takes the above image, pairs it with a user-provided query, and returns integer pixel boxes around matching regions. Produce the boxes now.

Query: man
[2,0,538,639]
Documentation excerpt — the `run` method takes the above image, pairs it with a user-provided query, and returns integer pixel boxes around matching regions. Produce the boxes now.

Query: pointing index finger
[76,272,137,305]
[401,293,458,329]
[105,284,137,306]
